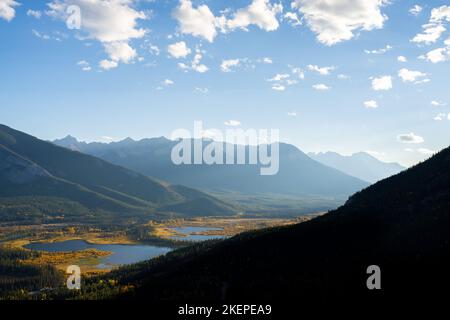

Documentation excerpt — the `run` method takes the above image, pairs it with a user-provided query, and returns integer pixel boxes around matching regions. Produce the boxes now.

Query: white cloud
[424,47,450,63]
[172,0,219,42]
[178,49,209,73]
[312,83,330,91]
[221,59,241,72]
[412,24,446,44]
[32,29,51,40]
[195,87,209,94]
[284,11,301,26]
[168,41,191,59]
[287,112,297,116]
[268,73,290,82]
[77,60,91,71]
[0,0,19,21]
[364,100,378,109]
[337,74,350,80]
[260,57,273,64]
[271,84,286,91]
[291,0,389,46]
[307,64,335,75]
[397,55,407,62]
[47,0,146,68]
[149,44,160,56]
[364,44,392,54]
[47,0,147,43]
[371,75,392,91]
[163,79,174,86]
[226,0,283,32]
[434,113,448,121]
[99,59,118,70]
[431,100,446,106]
[291,67,305,79]
[411,5,450,44]
[224,120,241,127]
[397,133,424,144]
[398,68,428,83]
[409,5,423,16]
[191,51,208,73]
[27,9,42,19]
[104,41,137,63]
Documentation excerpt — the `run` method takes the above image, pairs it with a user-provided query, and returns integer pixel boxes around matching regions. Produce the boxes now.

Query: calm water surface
[170,226,227,242]
[24,240,171,269]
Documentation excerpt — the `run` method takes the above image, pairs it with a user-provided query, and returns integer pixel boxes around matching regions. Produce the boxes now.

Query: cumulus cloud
[409,5,423,16]
[364,44,392,54]
[178,48,209,73]
[77,60,91,71]
[27,9,42,19]
[364,100,378,109]
[47,0,147,68]
[226,0,283,32]
[168,41,191,59]
[221,59,241,72]
[397,133,424,144]
[0,0,19,21]
[172,0,220,42]
[411,5,450,44]
[104,41,137,63]
[99,59,118,70]
[423,47,450,63]
[163,79,174,86]
[371,75,392,91]
[268,73,290,81]
[291,0,389,46]
[434,113,449,121]
[431,100,446,106]
[224,120,241,127]
[397,55,407,62]
[173,0,284,42]
[284,11,301,27]
[398,68,428,83]
[271,84,286,91]
[47,0,147,42]
[307,64,335,75]
[312,83,330,91]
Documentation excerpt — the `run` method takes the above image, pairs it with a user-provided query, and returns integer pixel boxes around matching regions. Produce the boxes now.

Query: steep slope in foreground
[0,124,238,221]
[83,145,449,300]
[309,151,405,183]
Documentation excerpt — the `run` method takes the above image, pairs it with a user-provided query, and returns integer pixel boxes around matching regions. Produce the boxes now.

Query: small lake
[170,226,227,242]
[24,240,172,270]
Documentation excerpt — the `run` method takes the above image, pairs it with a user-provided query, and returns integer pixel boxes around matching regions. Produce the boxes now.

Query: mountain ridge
[0,124,239,222]
[308,151,405,183]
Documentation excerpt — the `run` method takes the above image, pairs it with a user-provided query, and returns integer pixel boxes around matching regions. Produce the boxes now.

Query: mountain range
[77,143,450,301]
[309,151,405,183]
[52,135,369,213]
[0,125,237,223]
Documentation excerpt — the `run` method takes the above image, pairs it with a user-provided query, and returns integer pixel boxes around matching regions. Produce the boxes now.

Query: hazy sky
[1,0,449,167]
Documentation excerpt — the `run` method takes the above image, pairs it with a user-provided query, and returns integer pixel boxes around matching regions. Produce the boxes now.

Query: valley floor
[0,214,320,281]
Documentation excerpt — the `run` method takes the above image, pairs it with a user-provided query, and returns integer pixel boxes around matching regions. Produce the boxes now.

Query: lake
[170,226,227,242]
[24,240,172,270]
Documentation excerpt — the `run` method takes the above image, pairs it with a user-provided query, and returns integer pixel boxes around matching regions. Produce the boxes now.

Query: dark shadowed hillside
[72,145,450,301]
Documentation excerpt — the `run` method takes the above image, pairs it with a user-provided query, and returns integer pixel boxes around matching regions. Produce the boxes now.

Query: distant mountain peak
[308,151,405,183]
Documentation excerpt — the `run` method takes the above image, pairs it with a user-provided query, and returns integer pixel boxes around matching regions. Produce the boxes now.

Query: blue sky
[0,0,449,166]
